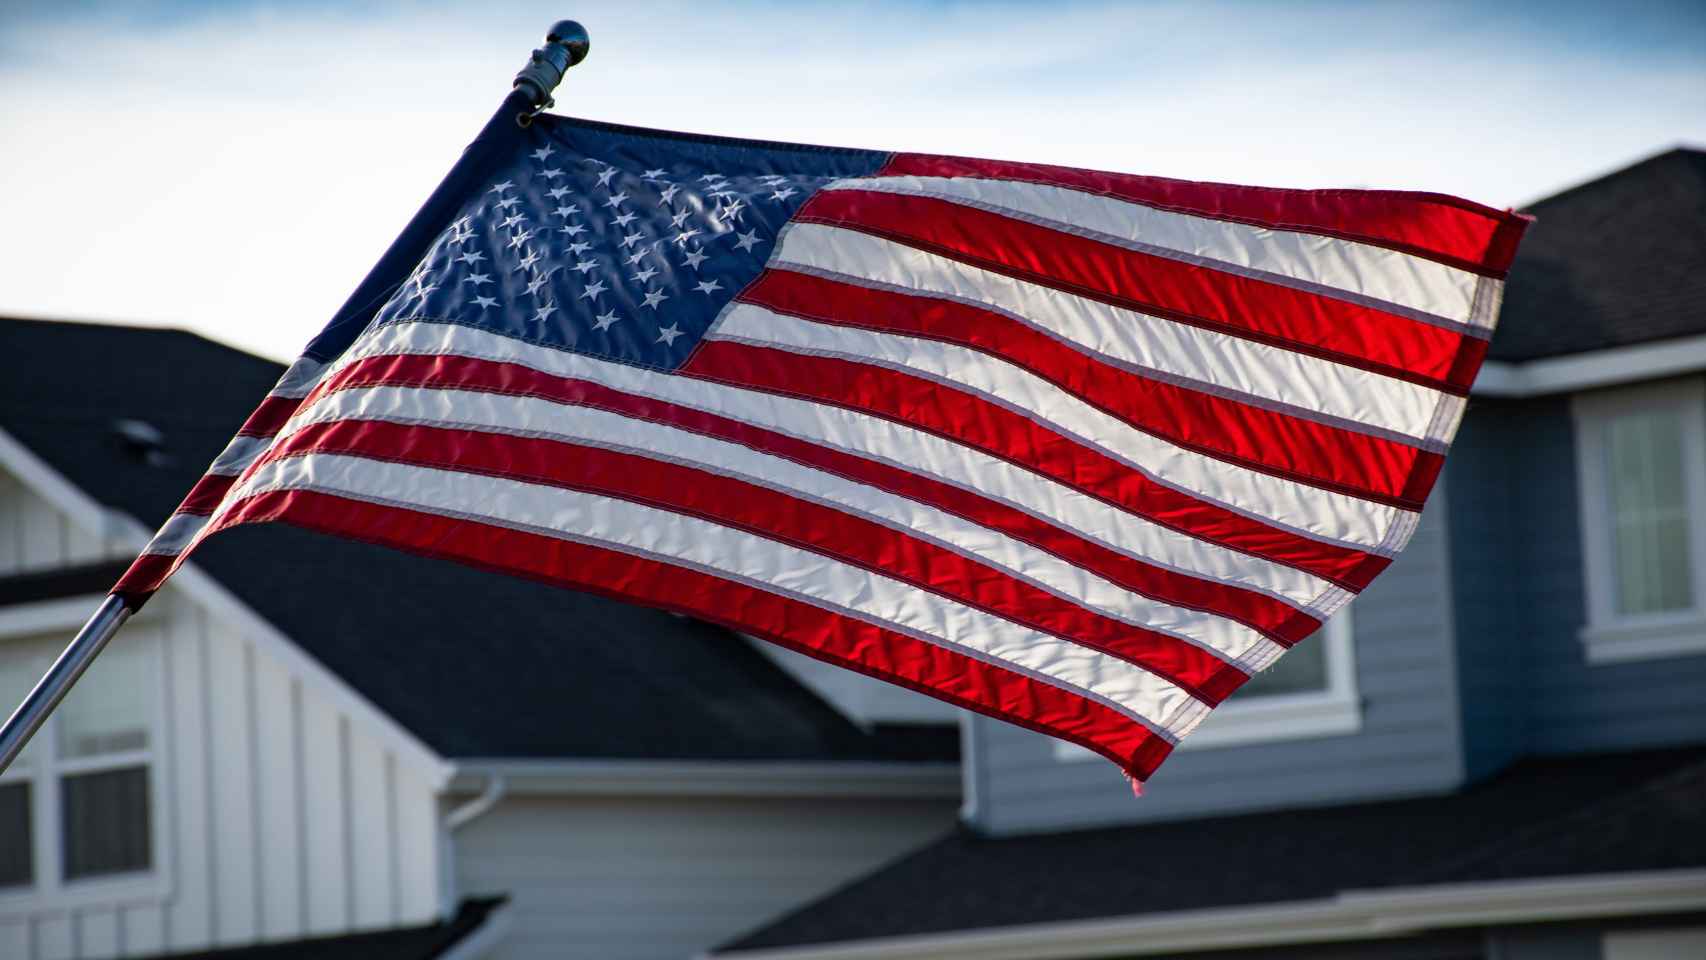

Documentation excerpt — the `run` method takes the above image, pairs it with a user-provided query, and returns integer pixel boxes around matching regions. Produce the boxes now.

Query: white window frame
[1056,607,1359,761]
[0,596,171,916]
[1572,377,1706,664]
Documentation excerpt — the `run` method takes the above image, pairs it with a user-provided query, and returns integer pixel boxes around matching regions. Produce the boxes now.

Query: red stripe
[880,153,1530,277]
[683,340,1385,590]
[112,553,177,603]
[237,394,303,438]
[267,418,1251,702]
[798,189,1482,393]
[739,269,1445,506]
[321,351,1336,640]
[177,473,239,516]
[206,487,1175,780]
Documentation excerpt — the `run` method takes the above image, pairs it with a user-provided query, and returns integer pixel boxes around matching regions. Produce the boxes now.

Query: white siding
[453,793,956,960]
[0,467,444,958]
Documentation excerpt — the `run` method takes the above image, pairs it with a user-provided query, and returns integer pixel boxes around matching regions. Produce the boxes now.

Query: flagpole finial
[513,20,590,123]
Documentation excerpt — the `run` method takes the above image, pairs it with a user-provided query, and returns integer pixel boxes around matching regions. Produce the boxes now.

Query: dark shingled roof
[1492,146,1706,362]
[0,316,956,764]
[719,747,1706,953]
[143,897,504,960]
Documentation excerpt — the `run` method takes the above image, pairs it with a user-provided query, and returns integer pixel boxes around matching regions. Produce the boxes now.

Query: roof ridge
[1520,143,1706,210]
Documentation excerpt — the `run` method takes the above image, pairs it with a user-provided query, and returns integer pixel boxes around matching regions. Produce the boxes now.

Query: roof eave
[1474,331,1706,398]
[447,757,961,799]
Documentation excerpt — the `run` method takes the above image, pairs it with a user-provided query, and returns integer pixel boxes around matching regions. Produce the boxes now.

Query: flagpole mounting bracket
[514,20,590,127]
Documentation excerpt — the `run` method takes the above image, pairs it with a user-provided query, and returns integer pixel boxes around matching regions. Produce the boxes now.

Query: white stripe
[773,222,1455,444]
[271,356,328,398]
[224,451,1212,740]
[208,435,274,476]
[282,383,1289,668]
[141,512,208,556]
[828,175,1489,330]
[318,321,1346,611]
[712,302,1406,550]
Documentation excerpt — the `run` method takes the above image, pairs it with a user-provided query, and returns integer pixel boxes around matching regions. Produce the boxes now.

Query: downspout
[439,772,507,919]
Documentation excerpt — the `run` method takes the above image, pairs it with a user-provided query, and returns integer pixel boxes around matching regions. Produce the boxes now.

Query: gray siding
[973,496,1465,834]
[1449,393,1706,772]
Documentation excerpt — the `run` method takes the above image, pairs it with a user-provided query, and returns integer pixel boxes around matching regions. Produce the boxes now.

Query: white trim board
[0,425,454,790]
[705,868,1706,960]
[1473,333,1706,398]
[447,759,962,799]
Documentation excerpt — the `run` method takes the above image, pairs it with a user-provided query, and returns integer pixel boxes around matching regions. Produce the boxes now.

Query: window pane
[0,781,30,888]
[1240,629,1328,697]
[57,636,151,759]
[61,766,150,880]
[1605,409,1694,615]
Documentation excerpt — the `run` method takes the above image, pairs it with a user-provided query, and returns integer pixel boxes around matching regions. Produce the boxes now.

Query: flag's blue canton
[372,120,889,371]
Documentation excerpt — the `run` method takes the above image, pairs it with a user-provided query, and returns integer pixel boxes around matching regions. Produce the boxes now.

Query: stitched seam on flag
[210,484,1176,780]
[834,182,1489,341]
[373,314,687,375]
[262,411,1286,673]
[728,286,1438,510]
[250,436,1235,704]
[878,156,1519,280]
[213,473,1189,742]
[312,321,1361,608]
[282,368,1325,645]
[764,260,1450,461]
[789,212,1472,400]
[546,114,901,161]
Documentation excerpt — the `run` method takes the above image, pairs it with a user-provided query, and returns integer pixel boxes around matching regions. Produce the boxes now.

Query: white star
[612,211,638,227]
[488,180,515,194]
[412,282,437,300]
[516,249,541,270]
[770,187,797,201]
[624,248,651,266]
[457,250,487,265]
[708,189,737,201]
[603,192,628,210]
[698,173,725,183]
[463,272,493,286]
[547,186,571,200]
[718,200,745,222]
[449,229,474,245]
[631,265,659,284]
[539,168,564,180]
[656,323,685,345]
[670,209,692,229]
[759,175,788,186]
[572,259,598,275]
[595,168,617,187]
[681,247,709,269]
[642,168,669,180]
[592,309,619,330]
[641,289,669,309]
[494,196,521,210]
[567,241,592,256]
[619,232,645,249]
[580,279,608,301]
[499,213,527,229]
[694,279,723,295]
[452,215,473,231]
[672,228,701,247]
[471,295,498,309]
[552,205,579,218]
[733,230,763,252]
[525,273,551,296]
[559,223,586,237]
[531,145,554,162]
[658,184,682,205]
[507,230,532,250]
[533,304,556,324]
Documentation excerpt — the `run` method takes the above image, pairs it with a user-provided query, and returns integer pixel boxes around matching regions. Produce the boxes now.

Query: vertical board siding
[1450,396,1706,766]
[973,498,1466,834]
[0,479,444,958]
[454,794,957,960]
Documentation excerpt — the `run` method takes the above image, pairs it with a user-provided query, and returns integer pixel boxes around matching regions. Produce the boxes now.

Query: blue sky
[2,0,1702,360]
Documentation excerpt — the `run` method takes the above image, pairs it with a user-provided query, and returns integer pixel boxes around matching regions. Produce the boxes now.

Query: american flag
[114,115,1528,784]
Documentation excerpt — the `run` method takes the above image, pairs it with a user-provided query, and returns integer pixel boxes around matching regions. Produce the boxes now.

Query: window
[0,627,159,901]
[1573,378,1706,663]
[1056,606,1359,760]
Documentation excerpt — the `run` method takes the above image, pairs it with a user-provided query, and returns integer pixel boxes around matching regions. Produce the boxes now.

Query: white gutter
[705,868,1706,960]
[445,772,507,830]
[448,759,961,799]
[1473,332,1706,398]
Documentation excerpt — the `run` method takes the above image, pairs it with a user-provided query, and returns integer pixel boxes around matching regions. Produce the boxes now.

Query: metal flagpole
[0,19,591,777]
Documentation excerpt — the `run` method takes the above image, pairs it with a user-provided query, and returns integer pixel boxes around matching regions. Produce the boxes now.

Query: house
[708,148,1706,960]
[0,318,962,958]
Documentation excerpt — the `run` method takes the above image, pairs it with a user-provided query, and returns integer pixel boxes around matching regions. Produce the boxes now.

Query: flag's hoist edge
[113,113,1529,784]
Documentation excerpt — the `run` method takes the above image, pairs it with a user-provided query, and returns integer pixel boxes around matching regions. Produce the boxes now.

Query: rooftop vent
[111,418,172,468]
